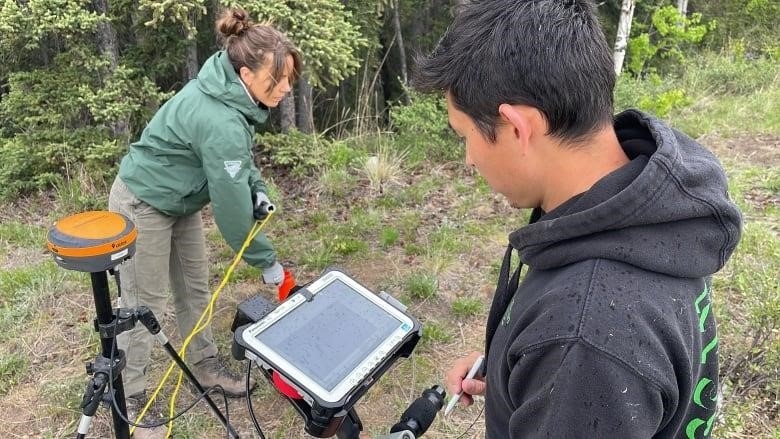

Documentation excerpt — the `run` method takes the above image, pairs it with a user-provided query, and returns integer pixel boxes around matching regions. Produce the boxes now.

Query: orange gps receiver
[47,211,137,273]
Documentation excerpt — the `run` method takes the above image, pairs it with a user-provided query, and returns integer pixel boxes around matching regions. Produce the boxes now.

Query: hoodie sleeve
[198,119,276,268]
[505,341,665,438]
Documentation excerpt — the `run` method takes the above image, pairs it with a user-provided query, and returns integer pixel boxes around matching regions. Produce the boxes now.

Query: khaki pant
[109,177,218,396]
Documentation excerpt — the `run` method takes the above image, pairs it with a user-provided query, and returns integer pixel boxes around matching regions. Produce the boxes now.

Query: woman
[108,7,301,437]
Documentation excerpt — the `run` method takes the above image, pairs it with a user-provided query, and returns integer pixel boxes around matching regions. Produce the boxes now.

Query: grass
[0,53,777,437]
[404,272,438,301]
[452,297,484,318]
[0,222,47,248]
[674,86,780,138]
[0,353,28,395]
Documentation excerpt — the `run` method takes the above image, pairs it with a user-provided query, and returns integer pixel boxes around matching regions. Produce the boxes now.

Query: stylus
[444,355,484,416]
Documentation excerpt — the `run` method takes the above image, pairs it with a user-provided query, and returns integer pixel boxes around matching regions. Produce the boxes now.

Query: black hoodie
[483,110,742,438]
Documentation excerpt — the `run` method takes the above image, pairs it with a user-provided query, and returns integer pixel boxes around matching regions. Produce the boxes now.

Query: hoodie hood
[196,51,269,125]
[509,109,742,278]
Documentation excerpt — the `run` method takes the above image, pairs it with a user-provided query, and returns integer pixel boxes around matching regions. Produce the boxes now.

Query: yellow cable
[130,213,272,436]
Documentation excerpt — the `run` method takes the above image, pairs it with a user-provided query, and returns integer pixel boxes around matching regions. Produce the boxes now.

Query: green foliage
[429,225,467,254]
[615,74,690,118]
[696,0,780,55]
[326,139,367,168]
[79,64,168,128]
[638,50,780,137]
[138,0,206,38]
[232,0,368,88]
[0,0,102,76]
[626,34,655,77]
[0,45,166,198]
[53,169,109,214]
[627,6,713,75]
[390,92,460,166]
[255,129,326,176]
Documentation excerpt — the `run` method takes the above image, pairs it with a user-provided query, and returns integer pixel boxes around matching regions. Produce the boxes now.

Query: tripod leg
[335,407,363,439]
[75,373,107,439]
[136,306,239,439]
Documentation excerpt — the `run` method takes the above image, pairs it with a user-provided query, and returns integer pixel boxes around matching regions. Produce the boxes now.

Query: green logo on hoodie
[501,297,515,326]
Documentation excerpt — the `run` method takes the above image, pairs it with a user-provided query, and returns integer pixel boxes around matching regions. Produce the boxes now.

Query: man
[412,0,742,437]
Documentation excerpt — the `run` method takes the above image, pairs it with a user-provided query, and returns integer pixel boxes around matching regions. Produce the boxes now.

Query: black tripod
[76,270,131,439]
[75,269,239,438]
[45,211,238,438]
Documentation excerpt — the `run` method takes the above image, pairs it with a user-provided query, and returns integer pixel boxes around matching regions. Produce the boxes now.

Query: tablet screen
[254,279,402,391]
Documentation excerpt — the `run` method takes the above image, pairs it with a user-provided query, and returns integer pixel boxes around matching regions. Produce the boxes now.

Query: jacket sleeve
[248,163,268,195]
[505,340,665,438]
[198,119,276,268]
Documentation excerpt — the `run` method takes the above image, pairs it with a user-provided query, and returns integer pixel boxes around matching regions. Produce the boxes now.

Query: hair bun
[217,7,253,39]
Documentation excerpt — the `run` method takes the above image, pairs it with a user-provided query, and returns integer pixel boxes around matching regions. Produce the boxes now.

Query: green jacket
[118,51,276,268]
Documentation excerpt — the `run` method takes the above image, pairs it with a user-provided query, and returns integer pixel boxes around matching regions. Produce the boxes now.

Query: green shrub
[256,129,326,176]
[615,74,691,118]
[390,92,461,166]
[326,139,368,168]
[627,6,713,76]
[0,49,165,200]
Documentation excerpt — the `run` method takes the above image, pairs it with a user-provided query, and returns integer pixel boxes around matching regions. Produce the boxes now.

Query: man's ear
[498,104,534,152]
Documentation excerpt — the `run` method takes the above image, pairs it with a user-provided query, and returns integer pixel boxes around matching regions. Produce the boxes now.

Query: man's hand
[445,351,487,408]
[262,261,284,285]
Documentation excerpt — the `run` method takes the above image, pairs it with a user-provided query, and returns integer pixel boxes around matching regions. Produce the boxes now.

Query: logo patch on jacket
[224,160,242,179]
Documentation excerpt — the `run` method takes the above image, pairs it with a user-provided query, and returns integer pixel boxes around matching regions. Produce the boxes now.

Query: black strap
[483,207,541,375]
[483,245,522,374]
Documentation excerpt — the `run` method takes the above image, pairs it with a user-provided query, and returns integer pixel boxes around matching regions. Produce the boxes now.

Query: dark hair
[216,7,302,93]
[412,0,615,143]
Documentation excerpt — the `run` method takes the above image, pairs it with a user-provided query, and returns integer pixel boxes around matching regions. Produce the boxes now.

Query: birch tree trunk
[677,0,688,16]
[612,0,636,76]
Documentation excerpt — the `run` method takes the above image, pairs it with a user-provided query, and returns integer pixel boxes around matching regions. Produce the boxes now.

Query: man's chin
[506,198,535,210]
